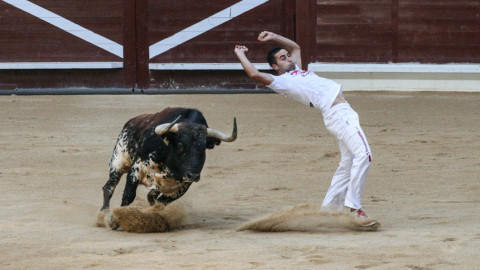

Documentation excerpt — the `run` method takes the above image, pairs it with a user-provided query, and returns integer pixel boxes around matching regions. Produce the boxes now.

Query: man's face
[273,49,296,74]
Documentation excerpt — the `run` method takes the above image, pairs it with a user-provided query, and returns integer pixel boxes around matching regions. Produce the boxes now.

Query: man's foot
[350,208,377,227]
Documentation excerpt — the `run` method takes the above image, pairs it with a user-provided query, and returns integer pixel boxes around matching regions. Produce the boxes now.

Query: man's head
[267,46,296,74]
[267,46,282,67]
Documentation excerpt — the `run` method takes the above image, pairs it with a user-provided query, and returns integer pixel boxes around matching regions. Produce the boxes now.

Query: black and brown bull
[100,107,237,211]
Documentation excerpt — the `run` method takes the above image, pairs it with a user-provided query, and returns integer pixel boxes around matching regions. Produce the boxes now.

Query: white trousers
[321,103,372,210]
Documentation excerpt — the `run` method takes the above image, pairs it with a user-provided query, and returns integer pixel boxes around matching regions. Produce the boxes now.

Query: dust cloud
[237,204,379,232]
[96,202,187,233]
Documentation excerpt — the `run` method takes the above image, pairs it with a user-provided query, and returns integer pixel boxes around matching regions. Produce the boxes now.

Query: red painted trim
[356,128,371,162]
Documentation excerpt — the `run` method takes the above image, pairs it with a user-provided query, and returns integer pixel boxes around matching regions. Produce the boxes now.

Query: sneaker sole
[361,220,377,227]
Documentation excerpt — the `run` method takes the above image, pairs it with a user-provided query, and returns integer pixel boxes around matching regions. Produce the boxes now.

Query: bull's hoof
[95,210,108,227]
[107,213,121,230]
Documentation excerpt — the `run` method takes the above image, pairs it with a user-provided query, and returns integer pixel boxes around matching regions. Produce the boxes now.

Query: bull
[100,107,237,211]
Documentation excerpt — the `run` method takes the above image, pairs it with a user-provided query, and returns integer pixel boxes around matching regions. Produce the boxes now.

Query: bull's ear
[162,133,176,146]
[206,137,221,149]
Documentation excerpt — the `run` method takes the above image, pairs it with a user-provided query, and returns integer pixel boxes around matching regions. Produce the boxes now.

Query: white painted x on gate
[2,0,269,61]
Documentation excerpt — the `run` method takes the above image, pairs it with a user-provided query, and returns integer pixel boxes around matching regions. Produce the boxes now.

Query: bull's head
[154,116,237,183]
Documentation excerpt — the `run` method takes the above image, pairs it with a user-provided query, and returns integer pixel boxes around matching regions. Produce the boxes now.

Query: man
[234,31,376,226]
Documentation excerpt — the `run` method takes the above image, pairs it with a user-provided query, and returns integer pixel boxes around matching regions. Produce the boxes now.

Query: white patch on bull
[110,132,133,171]
[138,160,165,188]
[119,163,141,184]
[152,173,183,196]
[137,161,183,197]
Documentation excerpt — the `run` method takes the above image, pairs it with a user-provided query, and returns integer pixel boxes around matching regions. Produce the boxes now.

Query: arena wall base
[309,63,480,92]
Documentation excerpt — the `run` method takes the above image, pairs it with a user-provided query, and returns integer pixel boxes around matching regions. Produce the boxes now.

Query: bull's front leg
[121,163,142,206]
[155,182,193,205]
[101,170,124,211]
[147,189,161,206]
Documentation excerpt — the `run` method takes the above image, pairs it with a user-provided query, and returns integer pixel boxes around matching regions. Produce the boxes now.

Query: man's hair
[267,46,283,67]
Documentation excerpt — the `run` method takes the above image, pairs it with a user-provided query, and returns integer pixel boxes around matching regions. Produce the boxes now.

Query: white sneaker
[350,208,377,227]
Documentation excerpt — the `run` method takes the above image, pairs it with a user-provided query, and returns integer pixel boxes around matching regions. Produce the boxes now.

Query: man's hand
[234,44,274,85]
[234,45,248,55]
[258,31,276,42]
[258,30,302,69]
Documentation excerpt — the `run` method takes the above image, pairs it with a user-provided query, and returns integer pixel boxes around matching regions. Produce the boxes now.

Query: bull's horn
[154,115,181,135]
[207,117,237,142]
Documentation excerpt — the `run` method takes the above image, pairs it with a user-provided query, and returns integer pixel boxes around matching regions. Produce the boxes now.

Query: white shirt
[266,65,342,116]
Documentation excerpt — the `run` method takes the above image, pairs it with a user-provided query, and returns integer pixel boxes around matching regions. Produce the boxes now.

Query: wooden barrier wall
[315,0,480,63]
[0,0,478,90]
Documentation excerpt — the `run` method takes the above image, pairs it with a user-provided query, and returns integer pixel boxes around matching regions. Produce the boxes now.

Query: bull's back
[117,107,209,152]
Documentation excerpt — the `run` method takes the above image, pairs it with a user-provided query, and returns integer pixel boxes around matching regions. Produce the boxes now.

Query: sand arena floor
[0,92,479,269]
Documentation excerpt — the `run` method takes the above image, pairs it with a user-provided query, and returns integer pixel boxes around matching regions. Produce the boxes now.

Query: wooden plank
[315,1,393,62]
[397,45,480,63]
[399,18,478,32]
[317,5,392,19]
[0,44,120,62]
[399,6,478,20]
[316,21,392,32]
[0,17,123,44]
[317,30,392,44]
[149,70,267,90]
[398,0,478,6]
[317,44,392,62]
[123,0,136,88]
[296,0,317,67]
[136,0,150,89]
[148,41,274,63]
[29,0,123,17]
[281,0,295,40]
[392,0,399,62]
[398,32,479,45]
[0,69,126,89]
[317,0,391,4]
[148,0,239,18]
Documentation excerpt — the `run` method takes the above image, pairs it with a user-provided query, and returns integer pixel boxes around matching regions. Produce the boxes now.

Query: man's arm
[258,31,302,69]
[234,45,273,86]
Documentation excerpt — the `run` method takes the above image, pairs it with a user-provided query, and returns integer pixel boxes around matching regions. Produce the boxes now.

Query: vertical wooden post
[391,0,399,63]
[295,0,317,69]
[135,0,150,89]
[123,0,136,89]
[282,0,295,40]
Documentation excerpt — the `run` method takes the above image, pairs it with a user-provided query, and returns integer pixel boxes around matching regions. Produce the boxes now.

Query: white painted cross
[2,0,269,61]
[149,0,269,59]
[2,0,124,58]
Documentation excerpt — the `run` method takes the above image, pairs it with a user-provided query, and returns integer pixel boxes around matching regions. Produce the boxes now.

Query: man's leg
[343,121,372,210]
[322,140,352,210]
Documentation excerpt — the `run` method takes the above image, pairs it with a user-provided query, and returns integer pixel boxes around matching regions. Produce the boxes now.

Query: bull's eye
[177,143,184,153]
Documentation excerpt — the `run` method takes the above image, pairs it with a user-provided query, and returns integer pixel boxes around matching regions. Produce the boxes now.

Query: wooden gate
[0,0,478,90]
[0,0,292,90]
